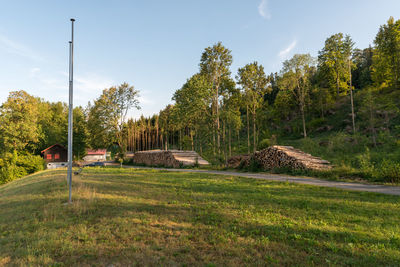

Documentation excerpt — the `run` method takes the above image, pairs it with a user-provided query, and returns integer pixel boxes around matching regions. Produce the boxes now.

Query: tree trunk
[212,123,216,155]
[216,83,220,155]
[237,129,239,148]
[253,103,256,153]
[223,121,227,166]
[301,104,307,138]
[179,129,182,150]
[191,129,194,151]
[246,105,250,154]
[165,133,168,150]
[336,70,340,100]
[229,126,231,157]
[156,119,159,149]
[349,59,356,134]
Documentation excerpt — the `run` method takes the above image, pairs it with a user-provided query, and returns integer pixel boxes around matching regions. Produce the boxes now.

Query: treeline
[125,18,399,158]
[1,17,400,183]
[0,90,90,183]
[118,17,400,181]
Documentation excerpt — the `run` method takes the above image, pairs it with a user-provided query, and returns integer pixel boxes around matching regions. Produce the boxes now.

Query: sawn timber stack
[229,145,332,171]
[133,150,209,168]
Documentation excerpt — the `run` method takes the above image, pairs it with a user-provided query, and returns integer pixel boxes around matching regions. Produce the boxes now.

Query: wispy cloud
[0,34,43,61]
[258,0,271,19]
[279,39,297,59]
[29,67,40,78]
[29,71,115,106]
[74,74,115,93]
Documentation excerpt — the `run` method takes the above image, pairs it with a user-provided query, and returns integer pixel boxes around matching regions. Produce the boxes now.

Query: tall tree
[318,33,354,100]
[372,16,400,89]
[344,35,356,134]
[173,73,212,151]
[200,42,233,155]
[87,83,140,151]
[352,46,373,89]
[0,91,40,153]
[237,62,268,152]
[37,101,69,151]
[73,106,89,159]
[279,54,315,138]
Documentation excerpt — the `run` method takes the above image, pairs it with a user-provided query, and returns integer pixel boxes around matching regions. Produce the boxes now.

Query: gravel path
[124,166,400,196]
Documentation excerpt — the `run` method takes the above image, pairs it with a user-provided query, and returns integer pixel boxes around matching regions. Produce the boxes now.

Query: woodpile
[133,150,209,168]
[229,145,332,171]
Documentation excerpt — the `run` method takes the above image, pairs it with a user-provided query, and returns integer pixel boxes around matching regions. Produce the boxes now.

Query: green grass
[1,168,400,266]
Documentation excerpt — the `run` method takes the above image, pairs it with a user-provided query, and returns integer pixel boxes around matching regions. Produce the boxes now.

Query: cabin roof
[86,149,107,155]
[41,144,66,153]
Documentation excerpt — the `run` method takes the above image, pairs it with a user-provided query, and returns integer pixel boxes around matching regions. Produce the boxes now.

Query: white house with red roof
[83,149,107,162]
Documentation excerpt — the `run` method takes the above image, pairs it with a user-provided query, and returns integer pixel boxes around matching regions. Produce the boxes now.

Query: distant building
[41,144,68,169]
[83,149,107,162]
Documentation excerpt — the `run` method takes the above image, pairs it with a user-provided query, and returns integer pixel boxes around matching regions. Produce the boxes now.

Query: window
[54,154,60,160]
[46,154,52,160]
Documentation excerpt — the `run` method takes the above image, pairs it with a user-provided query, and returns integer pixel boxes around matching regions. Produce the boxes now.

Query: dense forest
[1,17,400,184]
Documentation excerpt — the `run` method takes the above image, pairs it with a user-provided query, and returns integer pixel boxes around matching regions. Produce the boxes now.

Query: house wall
[47,162,68,169]
[43,146,68,163]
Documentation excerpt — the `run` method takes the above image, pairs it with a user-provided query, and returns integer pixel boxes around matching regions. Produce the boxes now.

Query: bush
[0,164,28,184]
[356,148,375,178]
[0,151,44,184]
[378,159,400,183]
[258,135,277,150]
[17,153,45,173]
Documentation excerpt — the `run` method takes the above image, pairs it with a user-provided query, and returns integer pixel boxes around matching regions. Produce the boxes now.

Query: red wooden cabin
[41,144,68,163]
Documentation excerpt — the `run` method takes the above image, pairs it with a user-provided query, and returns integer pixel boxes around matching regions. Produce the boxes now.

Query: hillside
[1,168,400,266]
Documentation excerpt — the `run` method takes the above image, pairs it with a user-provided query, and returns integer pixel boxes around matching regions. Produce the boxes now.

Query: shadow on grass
[1,169,400,265]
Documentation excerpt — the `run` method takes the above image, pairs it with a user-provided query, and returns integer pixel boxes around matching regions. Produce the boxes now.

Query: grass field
[1,168,400,266]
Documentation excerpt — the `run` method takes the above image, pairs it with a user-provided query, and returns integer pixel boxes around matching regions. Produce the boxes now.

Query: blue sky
[0,0,399,118]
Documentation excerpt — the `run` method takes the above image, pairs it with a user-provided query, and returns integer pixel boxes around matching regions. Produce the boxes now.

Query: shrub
[356,148,375,178]
[378,159,400,183]
[258,135,277,150]
[0,164,28,184]
[17,153,45,173]
[0,151,44,184]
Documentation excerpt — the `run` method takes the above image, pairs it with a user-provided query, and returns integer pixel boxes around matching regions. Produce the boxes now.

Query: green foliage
[73,107,88,159]
[37,101,68,152]
[182,135,192,151]
[372,17,400,89]
[0,151,44,184]
[318,33,354,99]
[308,117,327,129]
[0,90,41,152]
[279,54,315,138]
[258,135,277,150]
[87,82,140,150]
[379,159,400,183]
[237,62,269,152]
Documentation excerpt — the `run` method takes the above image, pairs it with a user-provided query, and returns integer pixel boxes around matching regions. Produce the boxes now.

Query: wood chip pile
[229,145,332,171]
[133,150,209,168]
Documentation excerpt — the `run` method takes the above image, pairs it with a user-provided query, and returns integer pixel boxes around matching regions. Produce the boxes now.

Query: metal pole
[67,18,75,204]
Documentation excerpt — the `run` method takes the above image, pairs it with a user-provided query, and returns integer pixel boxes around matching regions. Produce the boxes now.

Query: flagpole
[67,18,75,204]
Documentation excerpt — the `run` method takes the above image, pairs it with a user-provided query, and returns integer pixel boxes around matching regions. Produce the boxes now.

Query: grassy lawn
[1,168,400,266]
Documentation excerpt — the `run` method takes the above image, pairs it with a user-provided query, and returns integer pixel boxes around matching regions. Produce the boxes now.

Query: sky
[0,0,399,119]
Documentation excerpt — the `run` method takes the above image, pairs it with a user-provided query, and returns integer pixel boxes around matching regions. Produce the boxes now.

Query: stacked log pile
[133,150,209,168]
[229,145,331,171]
